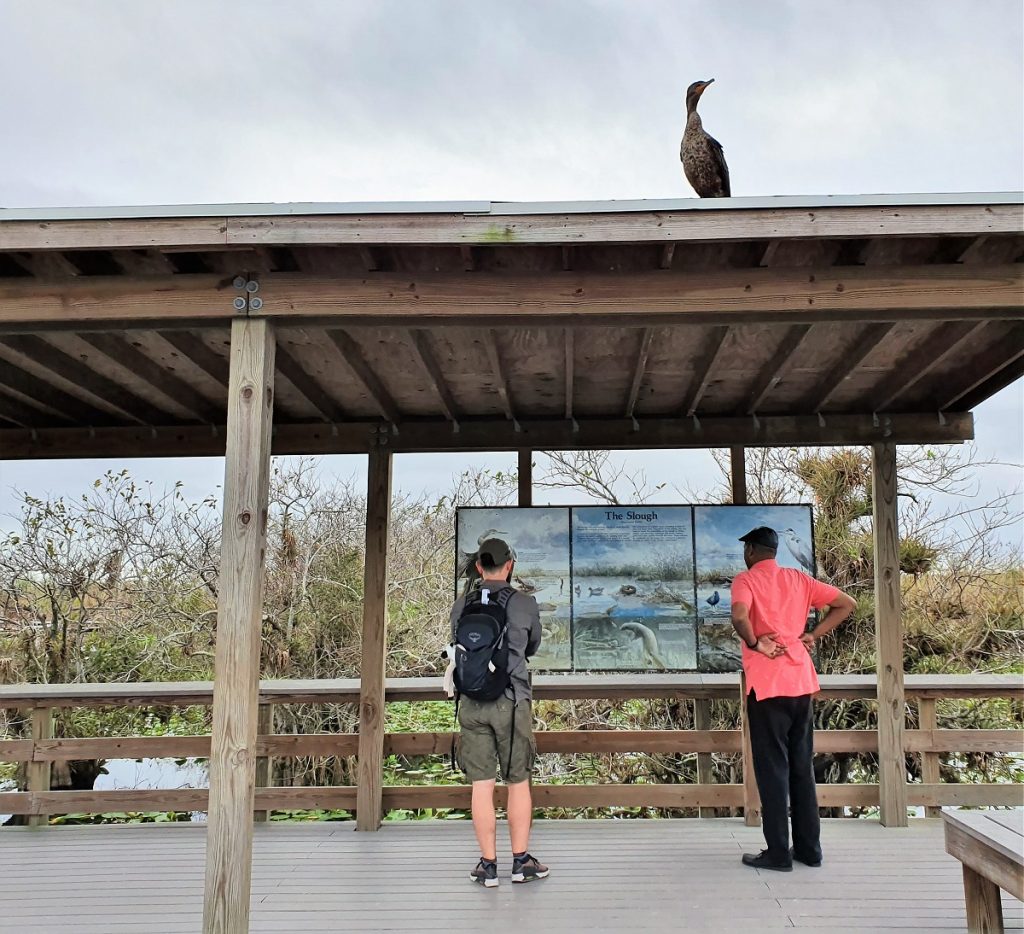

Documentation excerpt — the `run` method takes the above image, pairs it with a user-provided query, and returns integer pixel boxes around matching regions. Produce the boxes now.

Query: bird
[588,586,604,597]
[574,584,582,597]
[620,622,669,670]
[680,79,731,198]
[514,575,538,594]
[781,528,815,573]
[706,590,721,607]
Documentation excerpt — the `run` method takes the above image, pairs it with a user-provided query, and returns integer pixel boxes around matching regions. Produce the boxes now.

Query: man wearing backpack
[450,537,548,888]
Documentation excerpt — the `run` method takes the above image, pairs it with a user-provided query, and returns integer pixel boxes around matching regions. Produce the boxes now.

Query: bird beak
[705,78,715,86]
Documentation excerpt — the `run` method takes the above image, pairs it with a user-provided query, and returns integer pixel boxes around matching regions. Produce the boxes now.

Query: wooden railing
[1,674,1021,822]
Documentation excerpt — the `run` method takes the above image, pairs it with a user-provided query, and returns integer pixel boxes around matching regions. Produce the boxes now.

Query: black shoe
[470,858,498,888]
[741,850,793,872]
[511,853,550,883]
[791,849,822,868]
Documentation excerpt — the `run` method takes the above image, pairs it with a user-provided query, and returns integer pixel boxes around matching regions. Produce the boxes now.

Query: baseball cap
[738,526,779,550]
[477,538,514,568]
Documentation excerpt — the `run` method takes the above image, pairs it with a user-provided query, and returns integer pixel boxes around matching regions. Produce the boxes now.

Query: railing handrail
[0,672,1021,708]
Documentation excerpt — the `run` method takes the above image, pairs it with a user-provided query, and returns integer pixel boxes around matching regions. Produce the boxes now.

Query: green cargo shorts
[456,695,536,784]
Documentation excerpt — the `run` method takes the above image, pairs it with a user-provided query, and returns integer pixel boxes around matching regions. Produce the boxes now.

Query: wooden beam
[4,265,1022,327]
[518,450,532,507]
[27,708,53,827]
[560,246,572,271]
[2,202,1020,251]
[871,321,987,411]
[274,341,347,422]
[326,329,401,424]
[806,323,896,411]
[871,441,908,827]
[0,334,171,424]
[79,332,223,422]
[356,450,393,831]
[482,328,515,422]
[408,329,460,425]
[681,326,730,416]
[0,359,114,424]
[460,245,475,271]
[357,247,379,272]
[625,327,654,418]
[564,328,574,420]
[250,266,1024,327]
[746,324,813,413]
[0,411,976,460]
[730,447,748,504]
[0,274,234,326]
[202,317,275,934]
[158,330,230,387]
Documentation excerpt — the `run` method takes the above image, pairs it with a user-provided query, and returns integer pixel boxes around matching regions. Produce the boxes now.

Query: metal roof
[0,191,1021,222]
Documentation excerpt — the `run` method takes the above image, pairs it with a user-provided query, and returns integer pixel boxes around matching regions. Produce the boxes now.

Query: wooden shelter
[1,192,1022,933]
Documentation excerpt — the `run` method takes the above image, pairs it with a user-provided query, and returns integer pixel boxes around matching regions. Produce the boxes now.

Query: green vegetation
[1,447,1020,823]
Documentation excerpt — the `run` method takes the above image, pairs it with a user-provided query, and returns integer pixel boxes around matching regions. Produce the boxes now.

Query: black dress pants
[746,690,822,862]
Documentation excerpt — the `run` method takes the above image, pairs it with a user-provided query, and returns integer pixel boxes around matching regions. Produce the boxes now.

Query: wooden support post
[356,449,393,831]
[694,699,716,818]
[740,673,761,826]
[730,446,748,504]
[962,864,1005,934]
[253,704,274,823]
[27,707,53,827]
[872,441,908,827]
[918,698,941,819]
[518,450,533,507]
[203,318,275,934]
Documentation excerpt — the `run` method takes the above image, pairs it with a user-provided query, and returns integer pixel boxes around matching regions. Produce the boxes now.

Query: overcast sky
[0,0,1021,541]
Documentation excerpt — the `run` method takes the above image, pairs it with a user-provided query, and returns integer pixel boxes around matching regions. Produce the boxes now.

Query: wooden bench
[944,809,1024,934]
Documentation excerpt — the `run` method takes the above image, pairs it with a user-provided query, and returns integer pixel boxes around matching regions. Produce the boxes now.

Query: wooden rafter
[459,246,475,272]
[625,328,655,418]
[681,327,730,417]
[561,246,572,271]
[274,342,347,422]
[157,330,229,386]
[326,329,401,424]
[806,323,896,412]
[109,250,177,276]
[408,329,460,425]
[938,330,1024,410]
[746,324,813,413]
[0,335,169,424]
[0,358,113,424]
[0,388,72,428]
[482,329,515,422]
[10,252,81,278]
[871,321,987,411]
[0,412,975,460]
[79,333,222,423]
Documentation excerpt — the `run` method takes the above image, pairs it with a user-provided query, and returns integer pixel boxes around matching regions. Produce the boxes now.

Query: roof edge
[1,191,1021,222]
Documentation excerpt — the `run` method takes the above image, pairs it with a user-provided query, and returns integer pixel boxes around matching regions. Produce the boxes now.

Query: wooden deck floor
[3,818,1023,933]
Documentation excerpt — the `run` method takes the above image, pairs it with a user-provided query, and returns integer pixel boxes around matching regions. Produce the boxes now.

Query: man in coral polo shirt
[730,526,856,872]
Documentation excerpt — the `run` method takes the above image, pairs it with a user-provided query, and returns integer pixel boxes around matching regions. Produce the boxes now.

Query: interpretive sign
[456,503,813,673]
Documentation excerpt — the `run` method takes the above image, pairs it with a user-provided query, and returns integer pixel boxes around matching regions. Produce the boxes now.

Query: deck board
[2,818,1022,933]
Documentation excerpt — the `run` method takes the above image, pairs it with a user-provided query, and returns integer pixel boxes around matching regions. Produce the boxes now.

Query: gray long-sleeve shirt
[449,583,541,703]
